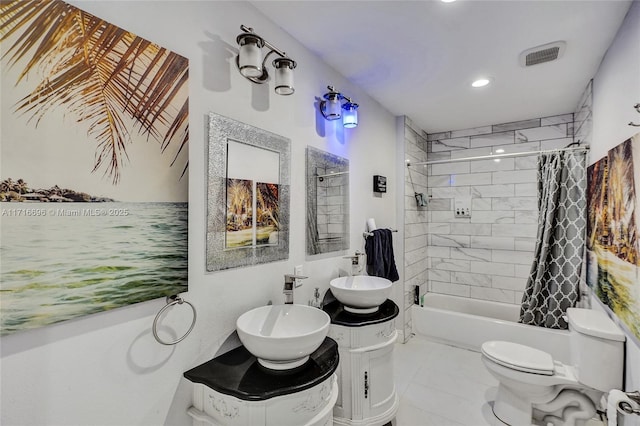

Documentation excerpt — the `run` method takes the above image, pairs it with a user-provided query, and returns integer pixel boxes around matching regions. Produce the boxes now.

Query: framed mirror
[306,146,349,255]
[207,112,290,271]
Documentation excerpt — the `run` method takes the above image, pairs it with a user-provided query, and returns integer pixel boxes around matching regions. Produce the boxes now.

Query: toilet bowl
[482,341,595,425]
[481,308,625,426]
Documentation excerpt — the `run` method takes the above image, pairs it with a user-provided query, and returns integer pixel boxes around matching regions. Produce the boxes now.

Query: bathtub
[412,293,571,363]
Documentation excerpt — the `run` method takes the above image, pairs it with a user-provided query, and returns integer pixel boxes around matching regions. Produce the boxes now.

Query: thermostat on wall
[373,175,387,193]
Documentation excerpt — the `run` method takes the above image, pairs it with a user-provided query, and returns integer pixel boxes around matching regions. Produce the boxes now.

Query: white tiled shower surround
[315,166,349,245]
[574,79,593,147]
[427,113,578,303]
[404,113,581,321]
[402,116,429,342]
[574,80,594,306]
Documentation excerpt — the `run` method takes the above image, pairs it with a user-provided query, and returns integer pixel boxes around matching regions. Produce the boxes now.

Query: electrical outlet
[294,265,303,287]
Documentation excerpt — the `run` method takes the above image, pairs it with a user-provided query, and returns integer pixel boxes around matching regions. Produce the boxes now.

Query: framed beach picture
[224,179,280,249]
[0,0,189,335]
[225,178,254,249]
[256,182,279,246]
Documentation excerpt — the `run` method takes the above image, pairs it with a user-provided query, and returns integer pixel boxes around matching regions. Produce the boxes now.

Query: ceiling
[252,1,632,133]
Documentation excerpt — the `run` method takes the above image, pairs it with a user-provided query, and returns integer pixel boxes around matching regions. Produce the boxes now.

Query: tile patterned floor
[391,335,500,426]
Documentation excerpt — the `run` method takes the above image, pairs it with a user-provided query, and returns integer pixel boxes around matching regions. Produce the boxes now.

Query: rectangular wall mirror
[207,112,290,271]
[306,146,349,255]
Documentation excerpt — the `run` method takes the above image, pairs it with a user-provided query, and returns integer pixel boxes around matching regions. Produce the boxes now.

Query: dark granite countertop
[322,299,399,327]
[183,337,339,401]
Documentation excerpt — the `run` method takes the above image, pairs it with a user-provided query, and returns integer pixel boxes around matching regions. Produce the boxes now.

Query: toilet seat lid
[481,341,554,375]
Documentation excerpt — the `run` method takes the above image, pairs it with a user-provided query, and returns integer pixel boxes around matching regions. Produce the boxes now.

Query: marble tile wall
[574,80,593,147]
[424,113,576,305]
[316,167,348,242]
[403,116,429,341]
[316,166,331,240]
[574,80,593,307]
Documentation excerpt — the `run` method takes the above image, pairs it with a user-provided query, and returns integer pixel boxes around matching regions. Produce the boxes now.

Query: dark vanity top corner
[323,299,399,327]
[183,337,339,401]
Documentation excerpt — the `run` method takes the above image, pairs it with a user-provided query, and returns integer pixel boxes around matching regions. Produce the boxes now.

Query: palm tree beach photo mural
[586,135,640,344]
[0,0,189,335]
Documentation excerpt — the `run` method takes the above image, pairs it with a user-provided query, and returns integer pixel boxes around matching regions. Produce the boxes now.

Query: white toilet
[481,308,625,426]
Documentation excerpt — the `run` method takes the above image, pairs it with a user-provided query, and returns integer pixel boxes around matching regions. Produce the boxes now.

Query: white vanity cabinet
[324,300,399,426]
[184,338,340,426]
[187,374,338,426]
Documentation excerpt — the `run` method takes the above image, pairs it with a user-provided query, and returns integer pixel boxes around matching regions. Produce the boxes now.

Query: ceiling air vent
[519,41,566,67]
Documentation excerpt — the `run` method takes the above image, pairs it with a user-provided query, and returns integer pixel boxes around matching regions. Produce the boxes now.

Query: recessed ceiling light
[471,78,491,88]
[495,148,505,153]
[441,0,456,3]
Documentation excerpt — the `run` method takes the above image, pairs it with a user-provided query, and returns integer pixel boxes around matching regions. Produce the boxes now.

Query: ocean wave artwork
[1,203,188,335]
[0,0,189,335]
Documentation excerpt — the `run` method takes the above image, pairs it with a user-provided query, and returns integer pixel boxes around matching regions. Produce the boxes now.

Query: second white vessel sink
[236,304,330,370]
[330,275,393,314]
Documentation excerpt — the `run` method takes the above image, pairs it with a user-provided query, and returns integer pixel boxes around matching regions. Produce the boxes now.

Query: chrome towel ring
[152,295,197,345]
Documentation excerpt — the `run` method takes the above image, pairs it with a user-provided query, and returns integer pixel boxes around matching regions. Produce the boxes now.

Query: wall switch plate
[294,265,304,287]
[454,197,472,218]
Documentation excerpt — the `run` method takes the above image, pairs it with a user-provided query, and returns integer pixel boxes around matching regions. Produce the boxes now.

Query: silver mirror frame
[206,112,290,271]
[306,146,349,255]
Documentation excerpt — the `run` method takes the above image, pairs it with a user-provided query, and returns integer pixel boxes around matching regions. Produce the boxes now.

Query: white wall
[0,2,399,425]
[589,2,640,424]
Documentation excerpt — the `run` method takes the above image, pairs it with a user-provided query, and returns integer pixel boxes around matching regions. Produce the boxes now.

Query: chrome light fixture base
[320,86,343,120]
[235,25,297,95]
[319,86,359,128]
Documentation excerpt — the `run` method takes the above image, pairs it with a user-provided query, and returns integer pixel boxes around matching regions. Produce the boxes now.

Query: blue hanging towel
[364,229,399,282]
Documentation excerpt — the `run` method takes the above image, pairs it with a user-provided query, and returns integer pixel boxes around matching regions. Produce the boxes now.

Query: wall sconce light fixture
[319,86,359,128]
[236,25,297,95]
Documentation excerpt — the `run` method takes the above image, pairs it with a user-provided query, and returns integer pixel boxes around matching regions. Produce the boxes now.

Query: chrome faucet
[283,274,308,304]
[343,251,365,275]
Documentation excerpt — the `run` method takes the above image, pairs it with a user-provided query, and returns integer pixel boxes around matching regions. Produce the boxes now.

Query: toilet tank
[567,308,625,391]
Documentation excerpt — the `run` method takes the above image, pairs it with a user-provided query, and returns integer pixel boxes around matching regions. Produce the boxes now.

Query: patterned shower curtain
[520,150,587,329]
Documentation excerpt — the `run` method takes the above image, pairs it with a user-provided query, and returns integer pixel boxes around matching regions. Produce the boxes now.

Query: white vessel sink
[236,304,330,370]
[330,276,393,314]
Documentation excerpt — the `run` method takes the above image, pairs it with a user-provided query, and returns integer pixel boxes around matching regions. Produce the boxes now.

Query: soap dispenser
[310,287,322,308]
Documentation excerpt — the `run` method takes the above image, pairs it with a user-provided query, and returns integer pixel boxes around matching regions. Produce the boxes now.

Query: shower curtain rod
[406,145,589,167]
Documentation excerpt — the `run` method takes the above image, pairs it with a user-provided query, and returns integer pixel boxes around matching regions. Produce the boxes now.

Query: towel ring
[152,295,197,345]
